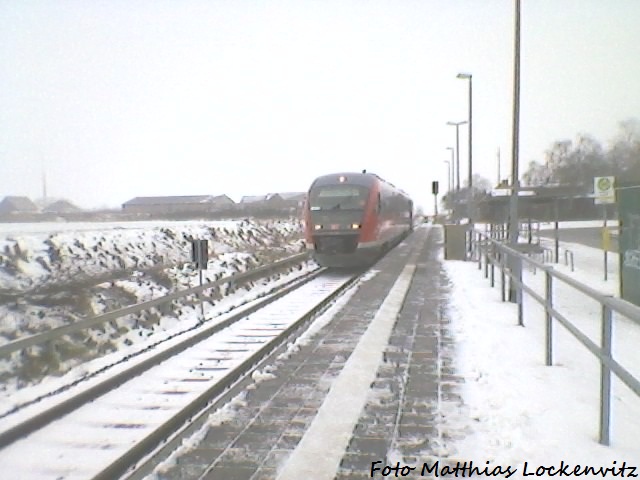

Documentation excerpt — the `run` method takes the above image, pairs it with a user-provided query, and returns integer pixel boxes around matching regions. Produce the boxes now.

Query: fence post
[484,243,489,279]
[473,231,477,261]
[545,270,553,366]
[599,302,613,446]
[564,250,575,272]
[490,248,495,288]
[517,258,524,326]
[500,255,506,302]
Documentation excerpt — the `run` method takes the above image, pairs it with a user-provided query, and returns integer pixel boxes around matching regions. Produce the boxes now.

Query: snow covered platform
[148,222,640,479]
[153,225,450,479]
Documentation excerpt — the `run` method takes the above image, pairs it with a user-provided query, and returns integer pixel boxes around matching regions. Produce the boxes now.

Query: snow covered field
[0,219,303,291]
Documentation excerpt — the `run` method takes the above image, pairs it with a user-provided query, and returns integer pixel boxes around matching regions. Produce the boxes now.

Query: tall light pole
[457,73,473,190]
[509,0,521,246]
[457,73,473,224]
[447,121,467,191]
[444,160,452,193]
[508,0,522,305]
[446,147,454,191]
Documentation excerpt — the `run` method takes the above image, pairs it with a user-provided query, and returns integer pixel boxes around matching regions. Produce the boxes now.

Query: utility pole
[508,0,522,305]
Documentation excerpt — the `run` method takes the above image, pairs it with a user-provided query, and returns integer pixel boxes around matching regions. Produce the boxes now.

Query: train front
[303,173,379,267]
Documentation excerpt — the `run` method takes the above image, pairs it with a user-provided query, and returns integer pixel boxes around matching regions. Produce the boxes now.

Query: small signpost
[191,239,208,322]
[594,176,615,281]
[432,181,439,218]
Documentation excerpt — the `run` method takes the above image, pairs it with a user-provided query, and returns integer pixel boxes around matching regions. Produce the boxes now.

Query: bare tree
[522,120,640,188]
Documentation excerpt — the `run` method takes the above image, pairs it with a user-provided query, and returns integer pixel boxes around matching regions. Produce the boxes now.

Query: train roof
[309,172,410,198]
[310,172,375,187]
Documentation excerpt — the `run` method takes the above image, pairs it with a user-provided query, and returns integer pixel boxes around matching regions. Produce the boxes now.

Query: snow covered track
[0,260,319,446]
[0,269,362,480]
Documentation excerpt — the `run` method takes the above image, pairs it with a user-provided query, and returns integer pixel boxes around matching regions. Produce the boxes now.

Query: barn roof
[240,195,268,204]
[123,195,216,206]
[42,199,81,213]
[278,192,306,200]
[0,196,38,212]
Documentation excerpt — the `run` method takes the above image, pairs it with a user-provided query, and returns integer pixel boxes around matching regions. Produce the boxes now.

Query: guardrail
[0,252,311,359]
[469,230,640,446]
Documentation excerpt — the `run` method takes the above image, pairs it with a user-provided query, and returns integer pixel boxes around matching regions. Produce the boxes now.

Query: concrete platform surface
[154,225,459,480]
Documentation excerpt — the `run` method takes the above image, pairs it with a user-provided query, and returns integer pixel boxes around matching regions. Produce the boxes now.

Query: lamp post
[509,0,521,246]
[444,160,452,193]
[446,147,454,192]
[508,0,522,305]
[446,121,467,191]
[443,159,452,215]
[457,72,473,219]
[457,74,473,190]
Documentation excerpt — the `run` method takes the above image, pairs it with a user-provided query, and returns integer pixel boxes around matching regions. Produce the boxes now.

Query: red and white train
[303,172,413,267]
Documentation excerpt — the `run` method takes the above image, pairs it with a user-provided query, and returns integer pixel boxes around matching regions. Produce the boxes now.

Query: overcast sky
[1,0,639,211]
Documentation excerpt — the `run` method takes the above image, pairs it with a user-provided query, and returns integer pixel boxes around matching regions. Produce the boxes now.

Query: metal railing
[0,252,310,359]
[470,229,640,446]
[564,249,575,271]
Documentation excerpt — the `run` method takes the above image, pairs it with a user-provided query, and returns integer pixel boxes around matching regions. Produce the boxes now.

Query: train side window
[377,193,382,213]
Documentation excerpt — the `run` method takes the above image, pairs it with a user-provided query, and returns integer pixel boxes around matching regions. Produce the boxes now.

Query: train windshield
[308,185,369,211]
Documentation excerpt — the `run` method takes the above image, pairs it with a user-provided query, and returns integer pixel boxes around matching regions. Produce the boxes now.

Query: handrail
[0,252,310,358]
[482,236,639,321]
[471,229,640,446]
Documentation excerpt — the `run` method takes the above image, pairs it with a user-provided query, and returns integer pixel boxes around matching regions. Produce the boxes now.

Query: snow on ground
[538,220,619,230]
[145,268,383,479]
[440,233,640,476]
[0,219,302,291]
[0,218,306,390]
[144,225,640,479]
[0,260,319,423]
[3,220,639,478]
[0,220,245,235]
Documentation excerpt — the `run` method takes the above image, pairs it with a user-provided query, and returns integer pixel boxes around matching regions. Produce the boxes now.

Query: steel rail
[0,252,310,358]
[0,264,320,449]
[103,270,364,480]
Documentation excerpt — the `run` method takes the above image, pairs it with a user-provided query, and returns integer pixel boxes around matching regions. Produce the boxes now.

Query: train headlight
[314,224,323,230]
[351,223,361,229]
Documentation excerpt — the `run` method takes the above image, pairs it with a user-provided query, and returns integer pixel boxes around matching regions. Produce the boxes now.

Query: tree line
[522,118,640,190]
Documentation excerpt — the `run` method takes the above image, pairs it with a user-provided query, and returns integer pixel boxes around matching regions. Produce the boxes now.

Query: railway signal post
[432,181,439,218]
[191,239,209,323]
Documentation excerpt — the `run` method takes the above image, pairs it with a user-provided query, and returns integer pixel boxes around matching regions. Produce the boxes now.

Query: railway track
[0,268,364,480]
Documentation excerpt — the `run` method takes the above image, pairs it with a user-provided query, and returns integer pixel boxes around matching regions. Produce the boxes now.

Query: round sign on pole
[594,176,615,204]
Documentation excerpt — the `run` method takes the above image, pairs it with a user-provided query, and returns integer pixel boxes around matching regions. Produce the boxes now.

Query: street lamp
[457,72,474,259]
[443,160,452,193]
[446,121,467,191]
[446,147,454,192]
[457,73,473,196]
[508,0,522,305]
[509,0,521,247]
